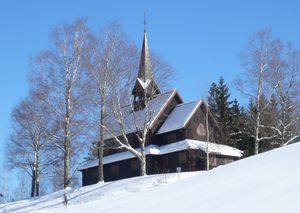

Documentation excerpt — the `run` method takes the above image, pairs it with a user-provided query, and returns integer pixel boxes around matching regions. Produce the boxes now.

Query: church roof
[156,100,202,135]
[78,139,243,170]
[104,90,181,140]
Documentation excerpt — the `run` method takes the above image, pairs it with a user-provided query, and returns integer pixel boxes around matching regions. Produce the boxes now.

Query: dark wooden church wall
[185,105,221,143]
[156,129,185,145]
[82,167,99,186]
[82,159,140,185]
[188,150,207,171]
[149,151,192,173]
[185,106,207,141]
[82,150,239,186]
[103,159,141,182]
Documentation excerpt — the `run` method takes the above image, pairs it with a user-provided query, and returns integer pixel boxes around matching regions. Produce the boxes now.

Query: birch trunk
[97,99,105,182]
[254,64,263,155]
[206,103,210,170]
[35,156,40,197]
[31,145,39,197]
[140,144,146,176]
[64,80,72,188]
[30,168,36,198]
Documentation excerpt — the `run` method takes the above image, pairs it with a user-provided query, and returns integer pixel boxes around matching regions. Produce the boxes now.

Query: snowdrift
[1,142,300,213]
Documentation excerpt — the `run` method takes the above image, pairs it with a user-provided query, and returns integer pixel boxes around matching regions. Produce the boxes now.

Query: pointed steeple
[132,25,160,104]
[137,32,153,82]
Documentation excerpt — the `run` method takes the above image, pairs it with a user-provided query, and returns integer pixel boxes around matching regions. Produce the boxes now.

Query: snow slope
[1,142,300,213]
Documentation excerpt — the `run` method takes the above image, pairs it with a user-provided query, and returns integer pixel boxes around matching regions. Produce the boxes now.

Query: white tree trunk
[64,81,72,188]
[206,103,210,170]
[98,100,105,182]
[140,149,147,176]
[254,64,264,155]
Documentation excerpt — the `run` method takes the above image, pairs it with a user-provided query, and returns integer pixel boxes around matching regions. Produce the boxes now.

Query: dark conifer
[208,77,232,145]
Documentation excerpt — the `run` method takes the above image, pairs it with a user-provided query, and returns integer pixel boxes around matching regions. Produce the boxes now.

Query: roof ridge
[176,99,201,107]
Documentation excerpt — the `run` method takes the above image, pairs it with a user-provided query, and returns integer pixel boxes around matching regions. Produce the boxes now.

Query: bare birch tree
[6,90,52,197]
[236,29,281,154]
[86,22,138,182]
[31,18,91,189]
[268,45,300,145]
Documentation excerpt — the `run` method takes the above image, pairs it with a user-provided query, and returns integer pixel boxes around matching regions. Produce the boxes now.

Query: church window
[196,123,206,136]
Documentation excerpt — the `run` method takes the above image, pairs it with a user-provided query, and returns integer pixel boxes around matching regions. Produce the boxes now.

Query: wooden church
[79,30,242,186]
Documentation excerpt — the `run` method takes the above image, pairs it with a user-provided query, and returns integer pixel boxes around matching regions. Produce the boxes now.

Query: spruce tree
[207,77,232,145]
[208,82,218,116]
[217,77,232,145]
[242,98,256,156]
[260,94,279,150]
[229,99,243,147]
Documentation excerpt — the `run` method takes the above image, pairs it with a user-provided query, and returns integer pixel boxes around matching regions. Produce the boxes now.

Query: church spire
[137,31,153,82]
[132,16,160,109]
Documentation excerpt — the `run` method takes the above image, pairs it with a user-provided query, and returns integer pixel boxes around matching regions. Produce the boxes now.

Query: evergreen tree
[207,77,232,145]
[241,98,256,156]
[217,77,232,145]
[229,99,243,146]
[260,94,279,150]
[227,99,254,156]
[208,82,218,116]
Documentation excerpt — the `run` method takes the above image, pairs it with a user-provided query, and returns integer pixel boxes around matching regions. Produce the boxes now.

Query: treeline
[208,29,300,156]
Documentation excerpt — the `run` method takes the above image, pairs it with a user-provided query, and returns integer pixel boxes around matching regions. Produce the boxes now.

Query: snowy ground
[1,142,300,213]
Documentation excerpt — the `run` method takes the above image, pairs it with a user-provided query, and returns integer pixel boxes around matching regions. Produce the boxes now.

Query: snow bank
[0,172,197,213]
[1,142,300,213]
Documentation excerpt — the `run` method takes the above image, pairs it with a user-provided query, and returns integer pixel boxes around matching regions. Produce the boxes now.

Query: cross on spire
[144,11,147,32]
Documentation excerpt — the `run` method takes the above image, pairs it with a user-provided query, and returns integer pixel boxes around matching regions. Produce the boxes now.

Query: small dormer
[132,31,160,111]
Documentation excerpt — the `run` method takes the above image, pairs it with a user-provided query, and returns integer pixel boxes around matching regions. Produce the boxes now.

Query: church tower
[131,25,160,110]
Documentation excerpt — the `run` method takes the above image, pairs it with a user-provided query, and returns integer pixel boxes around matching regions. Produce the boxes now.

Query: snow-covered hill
[1,142,300,213]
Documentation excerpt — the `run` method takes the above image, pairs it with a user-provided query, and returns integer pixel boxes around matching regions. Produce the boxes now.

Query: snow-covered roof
[78,145,160,170]
[159,139,243,158]
[79,139,243,170]
[103,90,179,140]
[156,100,202,135]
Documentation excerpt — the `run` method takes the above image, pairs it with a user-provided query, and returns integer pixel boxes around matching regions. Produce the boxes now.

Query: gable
[156,100,202,135]
[184,103,221,143]
[155,100,221,143]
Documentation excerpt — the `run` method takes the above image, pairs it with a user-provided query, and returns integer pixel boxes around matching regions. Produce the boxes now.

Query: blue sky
[1,0,300,167]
